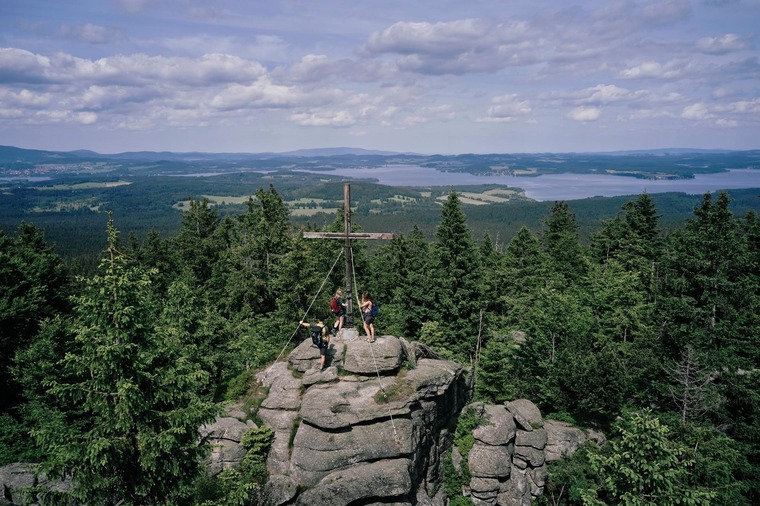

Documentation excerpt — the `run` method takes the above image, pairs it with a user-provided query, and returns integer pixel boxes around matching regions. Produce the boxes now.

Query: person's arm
[299,320,311,327]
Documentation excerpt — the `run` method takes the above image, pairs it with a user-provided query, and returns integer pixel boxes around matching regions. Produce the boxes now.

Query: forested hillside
[1,185,758,505]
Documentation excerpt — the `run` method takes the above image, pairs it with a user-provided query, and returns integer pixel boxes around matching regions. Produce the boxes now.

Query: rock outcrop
[255,334,473,505]
[0,333,604,506]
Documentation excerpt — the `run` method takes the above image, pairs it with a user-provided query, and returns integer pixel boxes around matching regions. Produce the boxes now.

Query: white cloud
[716,118,738,127]
[479,94,531,123]
[210,79,300,111]
[364,19,489,55]
[696,34,747,54]
[568,106,601,121]
[682,103,712,120]
[290,110,355,127]
[76,111,98,124]
[0,88,51,108]
[619,61,688,80]
[729,99,760,114]
[582,84,635,104]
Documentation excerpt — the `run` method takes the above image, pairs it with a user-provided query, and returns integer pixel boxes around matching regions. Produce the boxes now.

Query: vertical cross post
[303,182,393,328]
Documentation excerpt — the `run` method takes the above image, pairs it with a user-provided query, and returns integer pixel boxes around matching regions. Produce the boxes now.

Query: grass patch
[374,376,415,404]
[33,181,131,190]
[289,416,302,449]
[435,188,522,206]
[237,378,270,424]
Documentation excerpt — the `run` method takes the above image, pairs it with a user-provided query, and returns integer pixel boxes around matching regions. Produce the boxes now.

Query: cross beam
[303,183,393,326]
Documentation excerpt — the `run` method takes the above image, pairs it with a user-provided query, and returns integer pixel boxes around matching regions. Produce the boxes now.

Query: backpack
[329,297,340,315]
[311,325,326,347]
[370,301,379,317]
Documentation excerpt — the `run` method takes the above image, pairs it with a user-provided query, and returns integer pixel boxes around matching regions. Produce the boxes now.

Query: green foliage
[442,406,486,505]
[443,451,473,506]
[199,425,275,506]
[431,191,485,361]
[475,332,519,403]
[454,406,485,458]
[0,412,40,465]
[580,410,715,506]
[537,442,596,506]
[1,180,758,503]
[30,217,218,505]
[0,222,69,410]
[543,201,588,286]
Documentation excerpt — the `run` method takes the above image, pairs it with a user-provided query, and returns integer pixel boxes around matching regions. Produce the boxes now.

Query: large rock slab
[201,416,258,475]
[288,338,343,372]
[544,420,606,462]
[468,444,511,479]
[262,474,298,506]
[299,380,411,430]
[505,399,543,431]
[404,359,468,400]
[256,361,290,388]
[543,420,586,462]
[497,464,531,506]
[515,428,547,450]
[343,335,404,374]
[302,366,338,386]
[0,463,37,506]
[257,408,300,475]
[291,418,415,486]
[295,458,412,506]
[472,403,516,447]
[260,368,303,411]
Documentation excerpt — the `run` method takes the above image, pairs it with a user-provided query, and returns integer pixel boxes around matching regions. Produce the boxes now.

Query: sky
[1,0,759,155]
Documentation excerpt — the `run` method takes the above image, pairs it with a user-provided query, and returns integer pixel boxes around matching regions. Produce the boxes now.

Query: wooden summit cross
[303,183,392,327]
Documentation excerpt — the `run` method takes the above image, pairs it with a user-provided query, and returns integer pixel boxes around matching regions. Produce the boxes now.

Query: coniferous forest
[1,184,759,505]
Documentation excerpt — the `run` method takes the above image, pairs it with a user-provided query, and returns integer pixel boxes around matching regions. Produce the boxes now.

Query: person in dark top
[299,318,330,370]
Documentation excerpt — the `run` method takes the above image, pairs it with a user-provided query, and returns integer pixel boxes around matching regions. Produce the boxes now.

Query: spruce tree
[429,190,484,360]
[33,217,217,505]
[0,223,68,411]
[542,201,587,286]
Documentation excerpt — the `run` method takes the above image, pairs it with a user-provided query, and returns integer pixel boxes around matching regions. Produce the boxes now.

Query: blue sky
[1,0,758,154]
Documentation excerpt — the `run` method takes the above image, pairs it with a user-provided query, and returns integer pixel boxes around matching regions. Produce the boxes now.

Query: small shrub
[545,411,577,424]
[224,369,255,400]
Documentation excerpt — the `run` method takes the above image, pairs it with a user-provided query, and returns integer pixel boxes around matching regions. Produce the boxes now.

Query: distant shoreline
[291,166,760,202]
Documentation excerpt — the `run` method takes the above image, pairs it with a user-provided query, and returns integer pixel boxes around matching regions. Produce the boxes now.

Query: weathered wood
[303,183,393,327]
[303,232,394,240]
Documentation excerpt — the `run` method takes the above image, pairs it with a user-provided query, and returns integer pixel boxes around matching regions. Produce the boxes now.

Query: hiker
[359,291,377,343]
[329,288,347,336]
[299,318,330,370]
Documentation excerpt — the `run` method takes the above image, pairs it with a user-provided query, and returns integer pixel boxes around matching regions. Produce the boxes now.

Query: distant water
[296,165,760,202]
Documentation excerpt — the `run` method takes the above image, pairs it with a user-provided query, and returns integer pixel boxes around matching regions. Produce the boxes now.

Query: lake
[296,165,760,202]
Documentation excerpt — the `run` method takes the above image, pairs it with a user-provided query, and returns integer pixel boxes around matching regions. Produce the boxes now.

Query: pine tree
[0,222,68,411]
[33,217,217,505]
[371,226,436,339]
[542,201,587,286]
[218,186,293,319]
[429,190,485,360]
[658,192,752,366]
[172,198,223,286]
[495,226,549,327]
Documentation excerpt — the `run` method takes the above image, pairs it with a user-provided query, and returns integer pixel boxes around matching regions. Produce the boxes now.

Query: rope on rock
[351,246,400,444]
